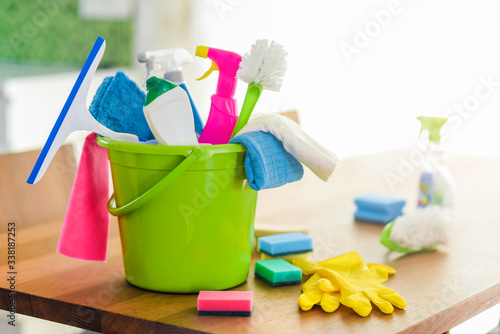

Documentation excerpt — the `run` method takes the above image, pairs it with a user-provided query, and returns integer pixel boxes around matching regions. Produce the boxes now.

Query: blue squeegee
[27,36,143,184]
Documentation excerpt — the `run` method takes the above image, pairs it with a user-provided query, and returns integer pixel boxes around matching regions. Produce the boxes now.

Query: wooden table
[1,150,499,333]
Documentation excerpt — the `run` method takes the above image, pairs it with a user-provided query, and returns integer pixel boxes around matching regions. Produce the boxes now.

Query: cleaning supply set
[26,35,420,321]
[25,35,465,322]
[27,36,339,298]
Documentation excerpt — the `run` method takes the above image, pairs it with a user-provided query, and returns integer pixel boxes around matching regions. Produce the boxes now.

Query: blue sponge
[258,232,313,256]
[89,71,155,140]
[354,193,406,224]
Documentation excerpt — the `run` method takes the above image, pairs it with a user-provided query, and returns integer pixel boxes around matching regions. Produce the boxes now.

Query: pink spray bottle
[196,46,242,144]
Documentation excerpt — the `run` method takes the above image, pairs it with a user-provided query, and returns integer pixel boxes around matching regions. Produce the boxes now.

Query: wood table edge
[397,283,500,333]
[0,289,209,334]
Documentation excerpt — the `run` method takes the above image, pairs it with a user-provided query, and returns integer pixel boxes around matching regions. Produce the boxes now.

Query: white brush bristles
[389,206,450,250]
[237,39,288,92]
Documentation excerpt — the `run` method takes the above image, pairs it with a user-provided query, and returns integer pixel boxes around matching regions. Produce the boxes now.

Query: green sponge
[255,259,302,287]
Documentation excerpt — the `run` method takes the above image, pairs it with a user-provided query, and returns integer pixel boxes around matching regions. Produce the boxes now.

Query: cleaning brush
[231,39,288,138]
[380,206,450,253]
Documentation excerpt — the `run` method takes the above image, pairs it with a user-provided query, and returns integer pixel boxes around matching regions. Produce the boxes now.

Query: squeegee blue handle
[27,36,105,184]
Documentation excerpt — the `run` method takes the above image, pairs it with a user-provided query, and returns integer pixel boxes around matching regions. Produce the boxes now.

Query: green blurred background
[0,0,133,68]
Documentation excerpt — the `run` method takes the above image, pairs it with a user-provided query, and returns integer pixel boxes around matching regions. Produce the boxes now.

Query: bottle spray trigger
[197,60,219,81]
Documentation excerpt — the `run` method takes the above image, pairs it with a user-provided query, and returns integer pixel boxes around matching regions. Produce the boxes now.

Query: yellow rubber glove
[298,273,341,313]
[294,252,406,317]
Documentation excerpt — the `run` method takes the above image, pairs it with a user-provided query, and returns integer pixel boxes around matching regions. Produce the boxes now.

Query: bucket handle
[107,147,204,216]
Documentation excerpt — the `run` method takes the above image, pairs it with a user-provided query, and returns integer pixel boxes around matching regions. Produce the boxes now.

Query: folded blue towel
[230,131,304,191]
[89,71,155,140]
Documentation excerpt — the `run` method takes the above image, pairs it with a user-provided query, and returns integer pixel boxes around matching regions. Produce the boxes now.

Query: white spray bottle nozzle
[137,48,193,85]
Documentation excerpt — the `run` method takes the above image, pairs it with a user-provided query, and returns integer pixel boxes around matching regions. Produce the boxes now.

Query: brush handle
[231,82,263,138]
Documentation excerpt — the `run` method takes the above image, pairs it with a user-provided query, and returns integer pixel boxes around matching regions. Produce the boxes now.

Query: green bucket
[97,137,258,293]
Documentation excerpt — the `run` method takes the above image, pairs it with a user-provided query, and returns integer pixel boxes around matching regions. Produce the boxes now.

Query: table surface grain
[1,149,499,334]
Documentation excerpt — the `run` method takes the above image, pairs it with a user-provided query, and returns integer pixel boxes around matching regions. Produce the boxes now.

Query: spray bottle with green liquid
[416,116,454,209]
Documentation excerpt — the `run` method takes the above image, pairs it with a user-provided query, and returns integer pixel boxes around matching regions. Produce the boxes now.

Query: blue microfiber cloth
[354,193,406,224]
[230,131,304,191]
[89,71,155,140]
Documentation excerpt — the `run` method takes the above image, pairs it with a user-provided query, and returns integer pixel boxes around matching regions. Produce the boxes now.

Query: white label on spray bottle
[143,86,198,146]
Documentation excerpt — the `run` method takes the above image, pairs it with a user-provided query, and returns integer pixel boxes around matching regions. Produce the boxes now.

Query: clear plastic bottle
[416,116,453,209]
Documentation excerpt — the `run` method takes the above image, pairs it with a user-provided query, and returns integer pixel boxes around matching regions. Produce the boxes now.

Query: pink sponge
[197,291,253,316]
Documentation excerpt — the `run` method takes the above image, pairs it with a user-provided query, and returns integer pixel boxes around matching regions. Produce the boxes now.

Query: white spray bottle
[137,49,204,136]
[143,77,198,146]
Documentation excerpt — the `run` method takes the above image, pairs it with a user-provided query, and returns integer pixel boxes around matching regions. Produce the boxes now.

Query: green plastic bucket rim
[97,136,247,160]
[97,136,248,217]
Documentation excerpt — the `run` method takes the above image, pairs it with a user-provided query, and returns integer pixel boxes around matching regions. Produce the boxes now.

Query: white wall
[188,0,500,159]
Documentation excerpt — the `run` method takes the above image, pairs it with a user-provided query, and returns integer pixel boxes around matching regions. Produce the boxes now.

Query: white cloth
[236,113,338,181]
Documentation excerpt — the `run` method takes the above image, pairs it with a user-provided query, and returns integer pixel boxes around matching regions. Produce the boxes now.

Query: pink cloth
[57,132,110,261]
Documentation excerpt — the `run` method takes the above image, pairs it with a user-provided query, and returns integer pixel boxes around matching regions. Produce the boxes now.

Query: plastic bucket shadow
[97,136,257,293]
